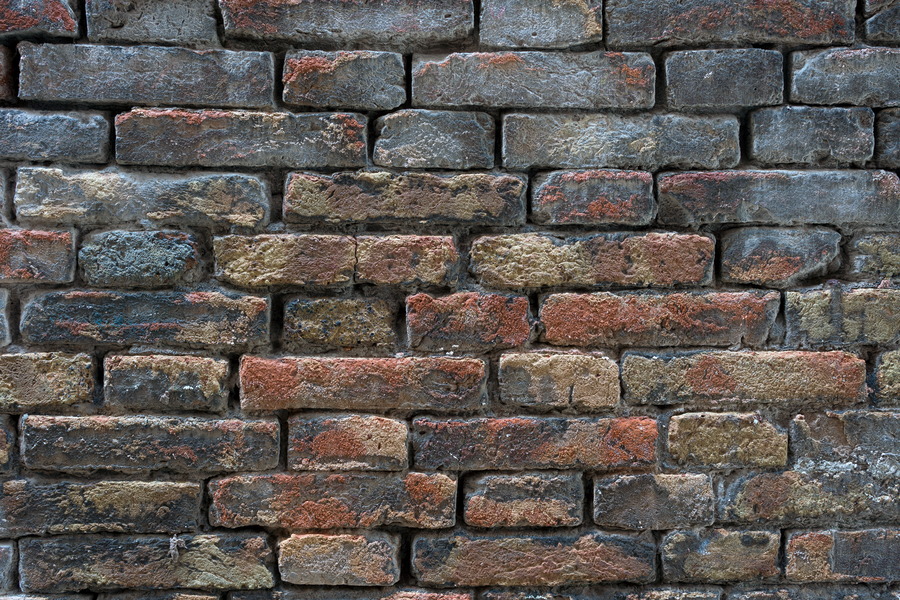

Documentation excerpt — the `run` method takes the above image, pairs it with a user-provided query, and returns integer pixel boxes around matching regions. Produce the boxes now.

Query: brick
[21,415,279,474]
[240,356,486,413]
[668,412,787,469]
[0,109,108,163]
[503,113,739,170]
[0,415,12,473]
[284,50,405,110]
[288,414,408,471]
[866,0,900,41]
[357,235,458,287]
[786,287,900,346]
[464,472,583,528]
[19,43,273,108]
[79,230,202,288]
[751,107,875,166]
[86,0,218,45]
[0,46,13,101]
[0,480,201,536]
[0,290,8,348]
[214,234,355,288]
[791,411,898,477]
[0,541,11,590]
[0,352,92,413]
[480,0,602,48]
[233,591,472,600]
[786,530,899,582]
[541,291,778,348]
[658,170,900,226]
[622,351,867,407]
[103,354,229,413]
[875,351,900,403]
[0,229,75,283]
[20,290,270,349]
[284,170,526,226]
[877,109,900,168]
[662,530,780,583]
[482,590,722,600]
[116,108,367,168]
[279,533,400,586]
[499,352,619,412]
[0,0,78,38]
[720,227,842,288]
[605,0,854,48]
[531,170,654,226]
[283,298,397,348]
[413,51,653,109]
[374,110,494,169]
[413,416,657,471]
[407,292,531,352]
[471,232,714,289]
[666,49,782,110]
[413,532,655,586]
[18,534,274,592]
[99,594,217,600]
[727,586,896,600]
[594,474,714,530]
[210,472,456,529]
[791,47,900,107]
[218,0,473,49]
[14,167,269,231]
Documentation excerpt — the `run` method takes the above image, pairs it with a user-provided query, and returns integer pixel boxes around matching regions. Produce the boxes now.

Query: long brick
[531,170,654,226]
[0,541,11,590]
[233,590,473,600]
[18,534,274,592]
[98,594,218,600]
[284,50,405,110]
[20,290,270,349]
[541,291,779,348]
[0,229,74,283]
[728,588,898,600]
[786,530,899,582]
[357,235,459,287]
[464,472,583,528]
[720,227,842,288]
[374,110,494,169]
[86,0,219,45]
[791,47,900,107]
[21,415,279,474]
[14,167,270,230]
[480,0,602,48]
[0,0,78,38]
[210,472,456,529]
[283,297,397,348]
[665,49,782,110]
[0,109,108,163]
[791,411,897,474]
[80,230,203,288]
[503,113,739,170]
[19,43,274,108]
[594,474,714,530]
[288,414,408,471]
[481,588,722,600]
[662,530,780,583]
[412,416,657,471]
[407,292,531,351]
[786,287,900,346]
[116,108,367,167]
[750,107,875,166]
[667,412,787,469]
[658,170,900,226]
[240,356,486,413]
[103,354,229,413]
[279,533,400,586]
[499,352,619,412]
[0,352,93,413]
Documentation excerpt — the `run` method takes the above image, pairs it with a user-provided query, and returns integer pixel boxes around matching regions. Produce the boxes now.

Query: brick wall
[0,0,897,597]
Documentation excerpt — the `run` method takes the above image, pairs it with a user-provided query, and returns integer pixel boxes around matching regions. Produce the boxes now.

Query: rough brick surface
[665,49,783,110]
[357,235,459,287]
[791,47,900,107]
[750,107,875,166]
[464,472,583,528]
[786,287,900,346]
[531,170,654,226]
[594,473,714,530]
[374,110,495,169]
[279,533,401,586]
[498,352,619,412]
[103,354,229,413]
[480,0,601,48]
[0,352,92,412]
[661,530,780,583]
[786,529,899,582]
[0,109,109,163]
[288,414,408,471]
[79,230,202,288]
[283,298,397,348]
[667,412,788,468]
[0,228,75,283]
[407,292,531,351]
[720,227,842,288]
[284,50,405,110]
[86,0,219,45]
[0,0,78,38]
[877,108,900,167]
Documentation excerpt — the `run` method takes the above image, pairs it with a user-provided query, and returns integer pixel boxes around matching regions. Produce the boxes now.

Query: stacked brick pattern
[0,0,897,597]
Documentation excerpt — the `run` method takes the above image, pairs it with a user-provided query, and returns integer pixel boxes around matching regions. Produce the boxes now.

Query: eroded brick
[407,292,531,351]
[791,47,900,107]
[0,415,13,473]
[850,233,900,279]
[667,412,787,469]
[791,411,898,477]
[751,107,875,166]
[594,474,714,530]
[80,230,202,288]
[0,290,8,348]
[786,529,899,582]
[279,533,400,586]
[357,236,458,287]
[283,298,397,348]
[288,414,408,471]
[0,228,74,283]
[0,109,108,163]
[284,50,405,110]
[0,352,92,413]
[877,108,900,168]
[875,351,900,404]
[0,0,78,38]
[0,46,13,101]
[103,354,229,413]
[720,227,841,288]
[86,0,219,45]
[786,287,900,346]
[662,530,780,583]
[531,170,654,226]
[232,590,472,600]
[374,110,494,169]
[866,0,900,41]
[499,352,619,412]
[464,472,583,528]
[480,0,602,48]
[666,49,782,110]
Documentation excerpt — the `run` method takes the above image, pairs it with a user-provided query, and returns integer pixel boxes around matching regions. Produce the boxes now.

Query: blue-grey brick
[283,50,405,110]
[0,109,108,163]
[791,47,900,107]
[751,107,874,166]
[374,109,494,169]
[729,586,898,600]
[86,0,219,46]
[104,354,229,413]
[480,0,602,48]
[0,541,11,590]
[720,227,842,288]
[877,108,900,168]
[79,230,203,288]
[666,49,782,110]
[0,0,78,39]
[594,474,714,530]
[0,289,8,348]
[865,0,900,42]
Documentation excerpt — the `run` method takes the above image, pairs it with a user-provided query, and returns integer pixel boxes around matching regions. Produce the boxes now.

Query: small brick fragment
[791,47,900,107]
[480,0,602,48]
[751,106,875,166]
[464,472,583,528]
[662,529,780,583]
[283,298,397,348]
[279,533,401,586]
[786,287,900,346]
[374,110,495,169]
[80,230,202,288]
[407,292,531,351]
[786,529,899,582]
[103,354,229,413]
[0,109,108,163]
[865,0,900,41]
[288,414,408,471]
[666,49,782,110]
[532,170,654,226]
[499,352,619,412]
[594,474,714,530]
[791,411,898,476]
[720,227,842,288]
[668,412,787,469]
[86,0,218,45]
[0,352,92,413]
[0,229,74,283]
[284,50,405,110]
[0,0,78,38]
[357,236,459,287]
[877,108,900,168]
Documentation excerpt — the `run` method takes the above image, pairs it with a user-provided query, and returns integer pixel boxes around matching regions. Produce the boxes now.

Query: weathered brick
[283,298,397,348]
[499,352,619,413]
[877,108,900,168]
[103,354,228,413]
[357,236,458,287]
[622,351,867,407]
[594,474,714,530]
[413,532,655,586]
[791,411,898,477]
[86,0,219,45]
[865,0,900,41]
[786,530,899,582]
[284,50,405,110]
[80,230,202,288]
[471,232,714,289]
[0,480,201,536]
[720,227,842,288]
[19,43,273,108]
[18,534,274,592]
[658,170,900,226]
[464,472,583,528]
[727,586,897,600]
[532,170,654,226]
[0,290,8,348]
[482,589,722,600]
[407,292,531,352]
[541,291,779,348]
[662,530,780,583]
[374,110,494,169]
[288,414,408,471]
[210,472,456,529]
[0,541,11,590]
[0,229,74,283]
[791,47,900,107]
[0,0,78,38]
[751,107,875,166]
[232,591,472,600]
[0,109,108,163]
[786,287,900,346]
[0,46,13,101]
[666,49,782,110]
[14,167,269,231]
[480,0,601,48]
[21,415,279,474]
[214,234,355,288]
[413,416,657,471]
[116,109,367,168]
[279,533,400,586]
[875,351,900,404]
[605,0,854,48]
[240,356,486,413]
[503,113,739,170]
[218,0,473,49]
[284,171,526,225]
[0,352,92,413]
[668,412,787,469]
[99,594,217,600]
[20,290,270,349]
[0,415,12,474]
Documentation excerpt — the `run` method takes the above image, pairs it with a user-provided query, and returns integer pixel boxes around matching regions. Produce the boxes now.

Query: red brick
[279,533,400,586]
[0,0,79,38]
[0,229,75,283]
[407,292,532,351]
[464,472,583,528]
[357,235,459,287]
[532,170,654,226]
[288,414,408,471]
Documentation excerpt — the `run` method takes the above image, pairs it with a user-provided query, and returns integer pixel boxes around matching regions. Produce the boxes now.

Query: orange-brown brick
[357,235,459,287]
[786,529,899,582]
[0,229,75,283]
[288,414,408,471]
[464,472,583,528]
[407,292,531,351]
[0,352,93,413]
[279,533,401,586]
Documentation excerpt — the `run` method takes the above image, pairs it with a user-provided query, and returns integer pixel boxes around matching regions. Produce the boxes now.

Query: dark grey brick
[532,170,655,226]
[865,0,900,42]
[720,227,842,288]
[594,474,714,530]
[791,47,900,107]
[0,109,108,163]
[751,107,874,166]
[283,50,405,110]
[480,0,602,48]
[80,230,202,288]
[374,109,494,169]
[666,49,782,110]
[877,108,900,168]
[104,354,229,413]
[86,0,219,46]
